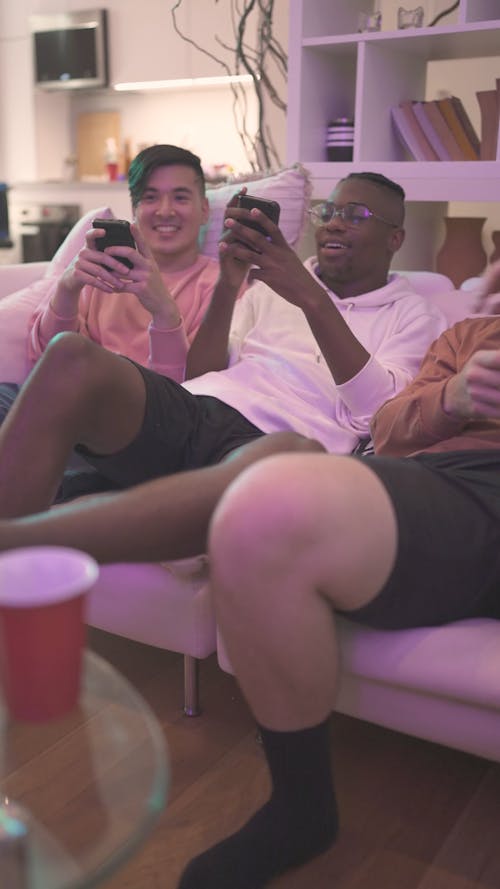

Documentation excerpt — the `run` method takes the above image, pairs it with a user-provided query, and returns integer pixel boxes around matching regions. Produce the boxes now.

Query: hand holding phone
[236,194,281,235]
[92,218,136,270]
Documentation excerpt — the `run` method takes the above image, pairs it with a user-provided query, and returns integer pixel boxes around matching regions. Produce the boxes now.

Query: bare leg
[0,433,324,563]
[0,333,147,517]
[179,452,398,889]
[210,452,397,728]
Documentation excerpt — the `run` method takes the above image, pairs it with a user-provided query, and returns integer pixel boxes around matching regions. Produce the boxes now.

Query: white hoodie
[183,258,447,453]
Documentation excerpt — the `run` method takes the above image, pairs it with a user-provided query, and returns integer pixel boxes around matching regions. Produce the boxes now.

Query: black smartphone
[236,194,281,235]
[92,218,136,269]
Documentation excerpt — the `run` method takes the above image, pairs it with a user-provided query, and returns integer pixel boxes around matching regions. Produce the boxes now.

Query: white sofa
[2,249,500,762]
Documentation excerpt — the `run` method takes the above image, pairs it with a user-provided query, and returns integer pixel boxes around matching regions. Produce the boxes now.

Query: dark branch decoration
[171,0,287,171]
[428,1,460,27]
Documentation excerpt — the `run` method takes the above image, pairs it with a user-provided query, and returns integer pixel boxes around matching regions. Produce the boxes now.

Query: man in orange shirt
[176,279,500,888]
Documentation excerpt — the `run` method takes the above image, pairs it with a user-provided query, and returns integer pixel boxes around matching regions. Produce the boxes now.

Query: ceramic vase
[436,217,487,287]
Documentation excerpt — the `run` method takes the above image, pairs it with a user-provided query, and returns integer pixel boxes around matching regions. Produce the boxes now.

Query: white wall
[0,0,37,181]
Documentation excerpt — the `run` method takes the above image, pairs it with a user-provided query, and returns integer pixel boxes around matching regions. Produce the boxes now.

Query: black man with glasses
[0,172,447,537]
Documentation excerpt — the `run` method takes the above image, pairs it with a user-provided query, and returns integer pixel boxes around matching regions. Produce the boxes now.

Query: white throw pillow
[200,163,312,258]
[0,206,113,383]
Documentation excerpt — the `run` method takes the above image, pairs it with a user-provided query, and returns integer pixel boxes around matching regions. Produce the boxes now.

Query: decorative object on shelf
[326,118,354,161]
[171,0,287,172]
[357,10,382,32]
[489,231,500,265]
[397,6,424,29]
[436,217,487,288]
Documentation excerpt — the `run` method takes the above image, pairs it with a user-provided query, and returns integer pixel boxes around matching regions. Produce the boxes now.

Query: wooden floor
[88,628,500,889]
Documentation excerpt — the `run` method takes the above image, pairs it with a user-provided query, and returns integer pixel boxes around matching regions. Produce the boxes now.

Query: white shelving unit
[287,0,500,269]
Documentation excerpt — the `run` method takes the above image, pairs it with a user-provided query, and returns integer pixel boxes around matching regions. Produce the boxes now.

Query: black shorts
[342,450,500,630]
[76,361,264,488]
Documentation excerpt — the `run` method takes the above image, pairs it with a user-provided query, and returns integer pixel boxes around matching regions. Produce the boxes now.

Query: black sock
[178,717,338,889]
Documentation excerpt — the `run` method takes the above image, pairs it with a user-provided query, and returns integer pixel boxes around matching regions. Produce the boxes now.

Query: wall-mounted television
[29,9,109,91]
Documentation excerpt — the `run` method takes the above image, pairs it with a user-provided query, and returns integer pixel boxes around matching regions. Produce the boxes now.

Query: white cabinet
[107,0,255,85]
[286,0,500,267]
[105,0,190,85]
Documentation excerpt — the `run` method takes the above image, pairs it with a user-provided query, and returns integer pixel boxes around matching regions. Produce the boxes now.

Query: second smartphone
[236,194,281,235]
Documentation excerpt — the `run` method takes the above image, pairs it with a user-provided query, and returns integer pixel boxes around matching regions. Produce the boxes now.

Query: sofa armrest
[0,262,50,301]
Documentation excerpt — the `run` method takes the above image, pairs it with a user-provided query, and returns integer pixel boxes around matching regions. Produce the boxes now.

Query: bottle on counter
[122,139,133,177]
[104,137,119,181]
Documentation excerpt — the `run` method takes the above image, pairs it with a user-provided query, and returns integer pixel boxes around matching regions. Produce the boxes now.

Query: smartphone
[92,218,136,269]
[236,194,281,235]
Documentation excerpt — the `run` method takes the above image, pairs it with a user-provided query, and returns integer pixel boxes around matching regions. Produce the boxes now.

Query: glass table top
[0,650,169,889]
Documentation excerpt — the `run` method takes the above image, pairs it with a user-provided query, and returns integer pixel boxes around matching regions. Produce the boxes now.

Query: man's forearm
[185,277,239,379]
[303,293,370,384]
[50,277,82,319]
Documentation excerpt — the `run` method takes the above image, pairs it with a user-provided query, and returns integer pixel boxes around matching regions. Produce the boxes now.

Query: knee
[209,453,327,583]
[38,333,99,392]
[43,331,93,367]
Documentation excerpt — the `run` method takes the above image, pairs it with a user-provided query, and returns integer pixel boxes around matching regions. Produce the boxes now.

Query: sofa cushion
[428,288,479,327]
[336,616,500,709]
[0,278,56,382]
[200,163,312,258]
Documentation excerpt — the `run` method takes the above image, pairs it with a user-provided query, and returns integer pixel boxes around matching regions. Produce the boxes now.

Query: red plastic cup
[0,547,99,722]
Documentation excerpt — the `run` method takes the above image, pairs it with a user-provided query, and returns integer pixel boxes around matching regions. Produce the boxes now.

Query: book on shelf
[476,86,499,160]
[391,101,439,161]
[436,96,480,160]
[411,100,464,161]
[449,96,480,156]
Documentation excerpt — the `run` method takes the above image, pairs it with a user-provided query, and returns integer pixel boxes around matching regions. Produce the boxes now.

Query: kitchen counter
[10,180,132,217]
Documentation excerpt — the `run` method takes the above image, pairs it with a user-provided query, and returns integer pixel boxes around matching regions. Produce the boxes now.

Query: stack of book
[391,96,483,161]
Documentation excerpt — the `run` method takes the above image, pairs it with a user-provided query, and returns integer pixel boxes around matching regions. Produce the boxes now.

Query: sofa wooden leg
[183,655,201,716]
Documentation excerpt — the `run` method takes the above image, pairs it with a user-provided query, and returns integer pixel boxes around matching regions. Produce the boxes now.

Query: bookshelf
[287,0,500,270]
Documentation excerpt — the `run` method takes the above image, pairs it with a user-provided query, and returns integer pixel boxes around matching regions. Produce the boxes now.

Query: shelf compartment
[287,43,357,164]
[297,0,500,39]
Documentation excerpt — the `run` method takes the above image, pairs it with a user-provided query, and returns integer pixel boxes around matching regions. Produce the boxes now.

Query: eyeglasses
[308,202,399,228]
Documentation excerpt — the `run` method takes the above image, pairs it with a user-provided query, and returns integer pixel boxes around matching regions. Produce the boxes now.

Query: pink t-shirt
[28,254,219,382]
